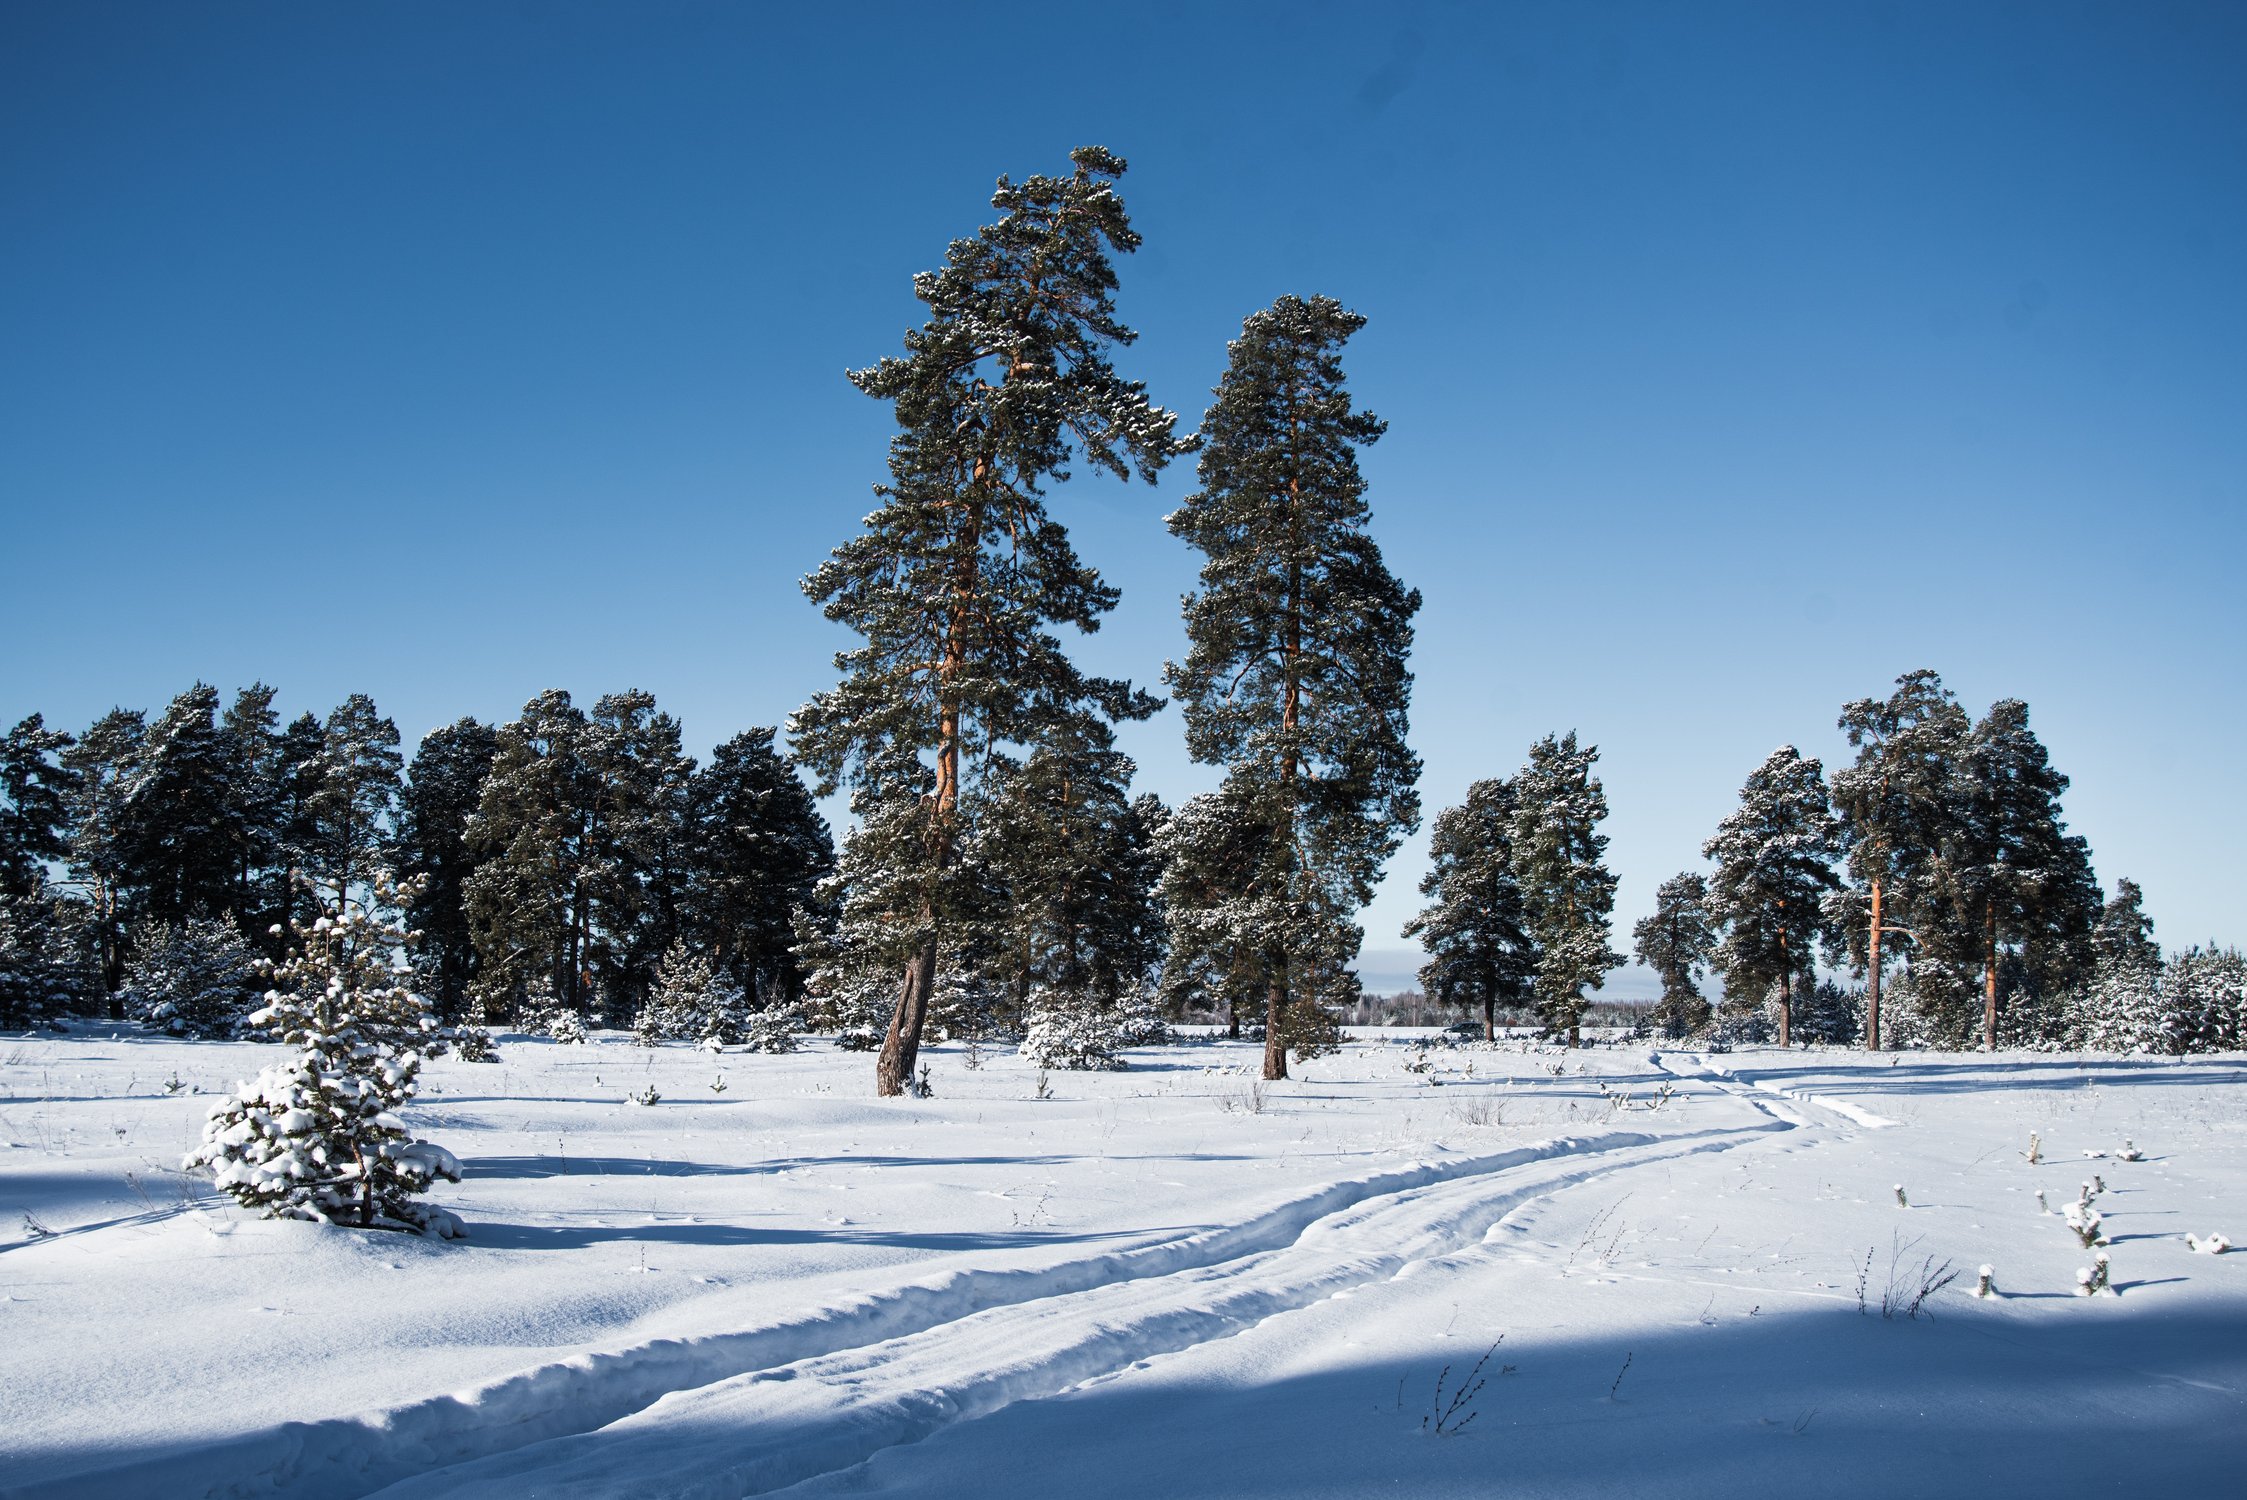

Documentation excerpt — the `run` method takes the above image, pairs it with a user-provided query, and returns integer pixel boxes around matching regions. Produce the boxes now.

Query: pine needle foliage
[1165,295,1420,1080]
[791,147,1185,1096]
[187,882,462,1236]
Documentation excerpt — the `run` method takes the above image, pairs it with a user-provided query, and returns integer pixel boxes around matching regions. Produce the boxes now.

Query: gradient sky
[4,1,2242,989]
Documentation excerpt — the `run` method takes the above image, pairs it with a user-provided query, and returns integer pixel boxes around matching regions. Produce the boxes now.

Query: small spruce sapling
[2077,1251,2113,1296]
[1974,1264,1995,1298]
[185,885,463,1236]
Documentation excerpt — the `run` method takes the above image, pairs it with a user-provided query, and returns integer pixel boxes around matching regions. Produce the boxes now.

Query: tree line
[0,685,834,1037]
[1410,669,2240,1053]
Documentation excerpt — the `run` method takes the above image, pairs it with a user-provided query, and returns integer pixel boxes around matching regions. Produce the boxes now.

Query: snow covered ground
[4,1027,2243,1498]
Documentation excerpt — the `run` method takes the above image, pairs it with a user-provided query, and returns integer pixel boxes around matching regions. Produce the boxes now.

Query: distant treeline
[1409,670,2242,1055]
[0,684,833,1032]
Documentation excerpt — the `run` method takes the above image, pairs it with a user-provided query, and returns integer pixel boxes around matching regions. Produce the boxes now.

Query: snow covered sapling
[1020,993,1126,1071]
[1974,1265,1995,1298]
[185,888,463,1236]
[2184,1233,2230,1255]
[737,1001,804,1055]
[2077,1252,2113,1296]
[125,917,261,1038]
[2023,1132,2042,1166]
[2115,1138,2143,1162]
[1894,1184,1909,1209]
[2063,1191,2106,1249]
[2035,1189,2051,1215]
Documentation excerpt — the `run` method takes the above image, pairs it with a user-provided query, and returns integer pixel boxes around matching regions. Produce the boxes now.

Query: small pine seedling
[2116,1139,2143,1162]
[709,1076,728,1096]
[628,1085,661,1107]
[2023,1133,2042,1165]
[2076,1251,2113,1297]
[1974,1265,1995,1299]
[1893,1184,1909,1209]
[2185,1233,2231,1255]
[2035,1189,2050,1215]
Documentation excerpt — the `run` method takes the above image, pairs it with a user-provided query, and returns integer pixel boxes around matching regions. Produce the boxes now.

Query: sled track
[24,1107,1797,1500]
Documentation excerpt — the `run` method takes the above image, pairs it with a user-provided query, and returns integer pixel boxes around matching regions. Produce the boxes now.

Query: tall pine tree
[393,718,500,1020]
[791,147,1183,1095]
[307,693,403,905]
[683,728,833,1006]
[1831,670,1970,1050]
[1633,872,1716,1038]
[63,708,145,1000]
[1405,777,1535,1040]
[1508,733,1620,1047]
[0,715,75,903]
[1165,295,1420,1080]
[1702,746,1840,1048]
[1934,699,2098,1049]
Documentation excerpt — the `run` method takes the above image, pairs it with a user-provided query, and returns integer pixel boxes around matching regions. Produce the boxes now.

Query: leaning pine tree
[1166,295,1421,1081]
[186,881,463,1236]
[791,147,1185,1096]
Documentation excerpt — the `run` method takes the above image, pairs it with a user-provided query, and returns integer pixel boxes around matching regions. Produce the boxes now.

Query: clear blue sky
[4,1,2242,988]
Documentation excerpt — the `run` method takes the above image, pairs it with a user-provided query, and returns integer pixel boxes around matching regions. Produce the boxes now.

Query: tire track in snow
[21,1085,1791,1500]
[1653,1051,1898,1130]
[365,1121,1793,1499]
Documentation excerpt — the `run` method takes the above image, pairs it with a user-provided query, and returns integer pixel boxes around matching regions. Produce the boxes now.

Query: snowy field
[4,1027,2244,1499]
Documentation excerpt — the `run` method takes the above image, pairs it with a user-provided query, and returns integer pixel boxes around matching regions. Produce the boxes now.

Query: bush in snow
[519,982,588,1043]
[737,1000,804,1054]
[1020,992,1126,1071]
[123,917,261,1038]
[0,895,82,1030]
[633,943,746,1046]
[1110,984,1172,1047]
[184,892,462,1237]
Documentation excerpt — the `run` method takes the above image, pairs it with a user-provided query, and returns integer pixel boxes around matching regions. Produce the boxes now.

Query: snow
[3,1027,2243,1498]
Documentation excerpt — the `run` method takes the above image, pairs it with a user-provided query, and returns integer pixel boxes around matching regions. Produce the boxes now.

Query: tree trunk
[1483,993,1496,1042]
[877,932,937,1096]
[1865,878,1884,1052]
[1227,986,1241,1040]
[1262,973,1289,1081]
[1982,912,1999,1053]
[1776,926,1792,1049]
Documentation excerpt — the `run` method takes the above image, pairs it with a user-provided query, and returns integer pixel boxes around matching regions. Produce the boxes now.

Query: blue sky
[3,1,2242,987]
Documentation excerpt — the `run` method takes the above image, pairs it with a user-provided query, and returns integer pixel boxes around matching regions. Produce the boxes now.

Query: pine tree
[0,714,76,904]
[1509,733,1621,1046]
[124,916,261,1038]
[2090,878,2160,974]
[791,147,1184,1096]
[585,689,696,1016]
[462,690,685,1023]
[1702,746,1841,1048]
[1165,295,1420,1080]
[684,728,832,1006]
[1405,777,1536,1040]
[1831,670,1971,1050]
[1933,700,2100,1050]
[633,940,744,1046]
[392,719,501,1020]
[1154,786,1275,1037]
[63,708,146,1002]
[120,684,236,929]
[307,693,403,906]
[186,885,462,1236]
[973,720,1165,1030]
[216,685,287,945]
[1633,872,1716,1038]
[265,712,328,956]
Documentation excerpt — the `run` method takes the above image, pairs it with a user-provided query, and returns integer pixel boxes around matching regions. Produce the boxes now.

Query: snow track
[22,1118,1788,1500]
